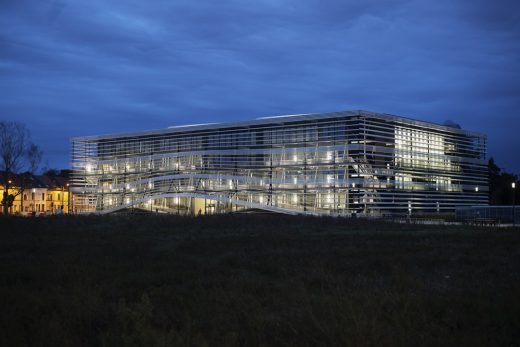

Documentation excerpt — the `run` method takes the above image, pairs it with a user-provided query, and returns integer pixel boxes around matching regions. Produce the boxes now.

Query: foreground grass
[0,214,519,346]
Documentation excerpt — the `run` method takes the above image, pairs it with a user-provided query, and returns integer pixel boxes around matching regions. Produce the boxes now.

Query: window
[58,193,61,200]
[24,194,27,201]
[42,193,45,201]
[31,193,35,200]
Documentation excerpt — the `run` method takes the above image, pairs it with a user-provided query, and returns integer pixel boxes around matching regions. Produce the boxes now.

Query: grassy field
[0,214,519,346]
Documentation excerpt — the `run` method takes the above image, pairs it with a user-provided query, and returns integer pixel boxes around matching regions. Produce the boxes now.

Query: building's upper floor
[72,110,487,165]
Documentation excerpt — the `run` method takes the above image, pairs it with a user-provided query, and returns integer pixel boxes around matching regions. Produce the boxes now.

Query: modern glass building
[71,110,488,216]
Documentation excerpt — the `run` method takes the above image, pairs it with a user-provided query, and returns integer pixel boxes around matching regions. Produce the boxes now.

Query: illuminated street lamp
[513,182,516,226]
[66,183,70,214]
[475,186,479,192]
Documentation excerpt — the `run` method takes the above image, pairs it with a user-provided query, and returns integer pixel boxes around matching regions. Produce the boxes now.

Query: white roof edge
[256,113,311,120]
[167,122,219,129]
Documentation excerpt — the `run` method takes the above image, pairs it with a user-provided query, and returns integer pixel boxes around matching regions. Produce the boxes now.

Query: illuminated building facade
[0,173,71,215]
[71,110,488,215]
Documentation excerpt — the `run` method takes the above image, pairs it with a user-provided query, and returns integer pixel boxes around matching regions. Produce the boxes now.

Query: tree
[488,157,519,205]
[0,122,43,215]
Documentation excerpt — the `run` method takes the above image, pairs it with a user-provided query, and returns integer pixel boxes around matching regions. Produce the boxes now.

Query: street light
[513,182,516,227]
[66,183,70,214]
[475,186,479,192]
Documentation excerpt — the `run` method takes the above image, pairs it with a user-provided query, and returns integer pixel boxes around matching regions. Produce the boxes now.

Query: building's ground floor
[98,187,485,217]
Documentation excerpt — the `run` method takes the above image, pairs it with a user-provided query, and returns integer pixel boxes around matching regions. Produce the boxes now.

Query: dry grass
[0,214,519,346]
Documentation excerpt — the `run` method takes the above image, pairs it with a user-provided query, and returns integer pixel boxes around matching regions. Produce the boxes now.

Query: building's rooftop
[0,172,70,189]
[72,109,485,142]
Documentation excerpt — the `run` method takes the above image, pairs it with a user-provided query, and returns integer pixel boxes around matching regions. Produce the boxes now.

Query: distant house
[0,172,71,215]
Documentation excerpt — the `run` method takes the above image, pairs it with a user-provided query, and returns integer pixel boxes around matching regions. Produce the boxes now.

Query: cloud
[0,0,519,171]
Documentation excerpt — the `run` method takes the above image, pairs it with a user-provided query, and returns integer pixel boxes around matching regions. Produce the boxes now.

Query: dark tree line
[488,158,518,205]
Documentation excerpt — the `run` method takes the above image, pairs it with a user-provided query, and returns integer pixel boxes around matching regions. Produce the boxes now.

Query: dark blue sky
[1,0,519,172]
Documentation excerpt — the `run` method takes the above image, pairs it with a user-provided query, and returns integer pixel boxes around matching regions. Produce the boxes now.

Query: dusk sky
[1,0,519,172]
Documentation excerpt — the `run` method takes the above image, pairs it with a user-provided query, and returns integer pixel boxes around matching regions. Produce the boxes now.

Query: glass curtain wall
[71,110,488,216]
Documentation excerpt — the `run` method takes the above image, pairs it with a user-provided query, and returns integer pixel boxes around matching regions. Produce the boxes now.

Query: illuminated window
[326,151,333,162]
[395,127,450,171]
